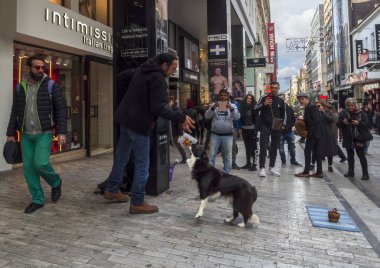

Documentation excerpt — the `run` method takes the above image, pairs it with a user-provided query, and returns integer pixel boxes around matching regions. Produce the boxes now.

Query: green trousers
[21,133,61,205]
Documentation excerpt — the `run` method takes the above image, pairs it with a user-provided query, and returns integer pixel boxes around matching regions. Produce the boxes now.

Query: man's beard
[30,71,44,81]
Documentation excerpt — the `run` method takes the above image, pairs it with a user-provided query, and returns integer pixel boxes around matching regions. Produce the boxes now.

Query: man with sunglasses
[6,54,67,213]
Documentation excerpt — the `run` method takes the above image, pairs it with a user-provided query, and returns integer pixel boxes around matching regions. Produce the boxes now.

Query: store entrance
[89,61,113,156]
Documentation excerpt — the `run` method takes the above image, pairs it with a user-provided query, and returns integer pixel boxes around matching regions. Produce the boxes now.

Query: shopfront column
[207,0,232,100]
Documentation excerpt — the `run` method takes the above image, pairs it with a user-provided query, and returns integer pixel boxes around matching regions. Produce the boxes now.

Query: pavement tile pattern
[0,140,379,267]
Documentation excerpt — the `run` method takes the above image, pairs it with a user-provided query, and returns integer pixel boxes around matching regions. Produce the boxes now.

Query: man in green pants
[6,54,67,214]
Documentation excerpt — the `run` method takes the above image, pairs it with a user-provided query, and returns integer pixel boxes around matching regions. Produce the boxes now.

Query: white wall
[0,0,16,171]
[0,36,14,171]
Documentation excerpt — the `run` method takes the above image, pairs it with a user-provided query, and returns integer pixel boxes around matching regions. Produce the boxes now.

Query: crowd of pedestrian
[5,53,374,215]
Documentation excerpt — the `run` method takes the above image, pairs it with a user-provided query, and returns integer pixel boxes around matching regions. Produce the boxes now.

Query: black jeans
[173,136,187,161]
[346,147,368,174]
[304,135,322,174]
[242,129,257,165]
[259,126,281,168]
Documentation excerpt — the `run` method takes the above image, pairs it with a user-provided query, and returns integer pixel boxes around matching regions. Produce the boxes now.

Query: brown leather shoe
[130,202,159,214]
[294,172,310,178]
[104,191,129,202]
[311,173,323,178]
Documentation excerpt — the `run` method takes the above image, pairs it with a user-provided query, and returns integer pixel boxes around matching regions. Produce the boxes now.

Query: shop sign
[267,23,276,64]
[247,58,266,67]
[182,70,199,84]
[44,8,113,54]
[376,25,380,60]
[363,83,380,91]
[208,40,229,60]
[208,34,231,42]
[256,64,274,74]
[355,40,363,68]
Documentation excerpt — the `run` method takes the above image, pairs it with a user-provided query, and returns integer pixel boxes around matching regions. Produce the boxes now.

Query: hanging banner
[267,23,276,64]
[375,24,380,60]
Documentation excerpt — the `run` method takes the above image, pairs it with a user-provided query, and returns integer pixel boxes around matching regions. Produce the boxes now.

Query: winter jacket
[282,104,296,133]
[254,95,286,130]
[7,75,67,136]
[205,103,240,135]
[239,100,257,129]
[304,103,321,139]
[114,59,186,135]
[337,109,369,149]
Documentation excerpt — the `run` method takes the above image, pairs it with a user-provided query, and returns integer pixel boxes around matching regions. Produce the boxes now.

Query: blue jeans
[209,133,233,173]
[279,131,296,163]
[106,125,150,205]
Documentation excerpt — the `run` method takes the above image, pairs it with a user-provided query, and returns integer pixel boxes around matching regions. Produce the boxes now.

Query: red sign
[267,23,276,64]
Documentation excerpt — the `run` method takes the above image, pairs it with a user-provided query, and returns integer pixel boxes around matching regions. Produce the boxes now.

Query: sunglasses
[32,66,45,70]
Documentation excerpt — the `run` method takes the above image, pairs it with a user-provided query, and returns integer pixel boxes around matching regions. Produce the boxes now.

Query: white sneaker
[268,168,280,177]
[259,168,266,177]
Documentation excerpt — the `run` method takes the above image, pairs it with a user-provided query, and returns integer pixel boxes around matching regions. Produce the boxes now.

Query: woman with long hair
[337,98,371,180]
[239,94,258,171]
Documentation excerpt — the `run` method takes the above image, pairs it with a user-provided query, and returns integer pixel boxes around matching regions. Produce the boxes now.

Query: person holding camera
[337,98,371,180]
[205,88,240,173]
[254,81,286,177]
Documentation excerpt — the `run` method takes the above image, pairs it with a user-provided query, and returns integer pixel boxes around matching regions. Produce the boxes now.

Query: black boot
[361,172,370,180]
[241,163,251,169]
[344,168,355,177]
[249,164,257,171]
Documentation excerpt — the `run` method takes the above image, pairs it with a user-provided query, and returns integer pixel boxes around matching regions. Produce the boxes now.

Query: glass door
[89,61,113,155]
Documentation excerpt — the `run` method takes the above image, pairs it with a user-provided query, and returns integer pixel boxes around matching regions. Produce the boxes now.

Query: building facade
[0,0,264,171]
[0,0,114,171]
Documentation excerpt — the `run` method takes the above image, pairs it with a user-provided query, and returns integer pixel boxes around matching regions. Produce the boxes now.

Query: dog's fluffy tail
[249,214,260,225]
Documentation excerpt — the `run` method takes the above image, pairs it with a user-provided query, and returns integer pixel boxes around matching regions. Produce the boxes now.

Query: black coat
[254,95,286,130]
[304,103,321,139]
[319,110,338,157]
[282,104,296,133]
[239,100,257,127]
[337,109,369,149]
[7,76,67,136]
[114,59,186,135]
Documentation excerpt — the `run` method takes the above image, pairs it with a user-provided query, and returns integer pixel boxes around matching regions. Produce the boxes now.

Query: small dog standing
[187,145,259,228]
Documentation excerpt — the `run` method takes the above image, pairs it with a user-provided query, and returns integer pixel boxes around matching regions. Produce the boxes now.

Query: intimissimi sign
[44,8,113,54]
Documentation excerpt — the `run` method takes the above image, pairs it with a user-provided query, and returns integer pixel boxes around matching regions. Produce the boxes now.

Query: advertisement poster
[156,0,168,54]
[208,61,228,102]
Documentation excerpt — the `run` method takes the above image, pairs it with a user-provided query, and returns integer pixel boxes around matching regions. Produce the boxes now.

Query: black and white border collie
[187,145,259,228]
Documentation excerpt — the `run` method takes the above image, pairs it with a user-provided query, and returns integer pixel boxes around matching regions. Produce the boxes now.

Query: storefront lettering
[45,8,113,54]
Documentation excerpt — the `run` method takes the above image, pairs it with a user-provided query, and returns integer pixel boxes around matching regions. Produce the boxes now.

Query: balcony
[358,50,380,69]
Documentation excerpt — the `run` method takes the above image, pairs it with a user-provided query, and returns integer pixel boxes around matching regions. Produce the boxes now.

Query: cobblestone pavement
[0,139,380,267]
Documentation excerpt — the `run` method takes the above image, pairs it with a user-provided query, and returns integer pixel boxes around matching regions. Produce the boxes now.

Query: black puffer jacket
[114,59,186,135]
[7,76,67,136]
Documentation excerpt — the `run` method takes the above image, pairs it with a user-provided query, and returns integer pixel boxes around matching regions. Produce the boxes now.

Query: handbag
[352,125,373,143]
[351,112,373,143]
[3,140,22,164]
[270,105,283,131]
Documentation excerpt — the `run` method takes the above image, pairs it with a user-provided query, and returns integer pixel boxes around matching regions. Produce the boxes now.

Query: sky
[270,0,323,92]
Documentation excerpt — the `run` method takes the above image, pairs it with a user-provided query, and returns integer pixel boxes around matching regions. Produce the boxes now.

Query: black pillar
[112,0,170,196]
[207,0,232,100]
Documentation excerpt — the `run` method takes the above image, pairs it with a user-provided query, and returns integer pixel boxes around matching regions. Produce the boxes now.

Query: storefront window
[13,44,84,154]
[79,0,109,26]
